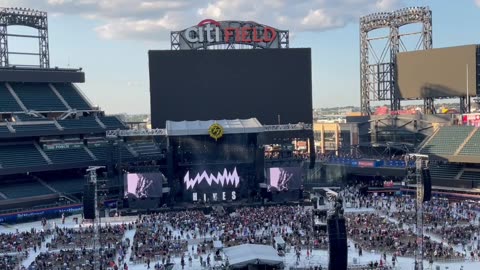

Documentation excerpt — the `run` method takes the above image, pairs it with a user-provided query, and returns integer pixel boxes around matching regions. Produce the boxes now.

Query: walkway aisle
[123,227,136,263]
[22,234,53,268]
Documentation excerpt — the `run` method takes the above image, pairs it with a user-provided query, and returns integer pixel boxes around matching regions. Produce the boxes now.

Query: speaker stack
[422,168,432,202]
[328,216,348,270]
[83,183,96,220]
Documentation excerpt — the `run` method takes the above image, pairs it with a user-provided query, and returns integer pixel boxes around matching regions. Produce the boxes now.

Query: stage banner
[182,166,242,202]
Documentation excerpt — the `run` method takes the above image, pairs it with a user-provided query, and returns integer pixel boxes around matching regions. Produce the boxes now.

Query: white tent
[223,244,284,268]
[165,118,263,136]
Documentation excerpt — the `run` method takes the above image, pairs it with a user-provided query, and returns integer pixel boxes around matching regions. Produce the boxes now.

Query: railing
[106,129,167,138]
[324,157,412,168]
[264,123,312,131]
[106,122,313,138]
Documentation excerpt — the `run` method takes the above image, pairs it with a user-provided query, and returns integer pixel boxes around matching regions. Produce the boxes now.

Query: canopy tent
[165,118,263,136]
[223,244,284,269]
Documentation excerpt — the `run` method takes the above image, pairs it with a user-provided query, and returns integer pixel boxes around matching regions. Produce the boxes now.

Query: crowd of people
[347,212,418,256]
[427,224,480,247]
[347,212,465,260]
[131,214,189,264]
[0,228,49,253]
[0,184,479,269]
[49,224,127,250]
[129,205,322,265]
[31,248,119,270]
[391,198,477,227]
[0,254,25,270]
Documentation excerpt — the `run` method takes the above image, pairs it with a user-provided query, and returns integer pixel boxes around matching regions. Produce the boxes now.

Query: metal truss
[0,7,50,68]
[171,20,289,50]
[424,97,435,114]
[278,31,289,48]
[106,123,312,138]
[360,7,432,115]
[263,123,312,132]
[170,31,180,50]
[459,96,471,114]
[106,129,167,138]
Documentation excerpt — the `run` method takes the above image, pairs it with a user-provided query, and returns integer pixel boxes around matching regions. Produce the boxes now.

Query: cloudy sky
[1,0,479,114]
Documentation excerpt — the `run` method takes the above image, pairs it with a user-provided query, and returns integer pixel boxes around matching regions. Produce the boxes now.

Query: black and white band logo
[184,167,239,201]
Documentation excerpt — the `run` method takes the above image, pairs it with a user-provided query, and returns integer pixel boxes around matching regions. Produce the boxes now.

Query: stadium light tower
[87,166,105,270]
[406,153,429,270]
[359,7,432,115]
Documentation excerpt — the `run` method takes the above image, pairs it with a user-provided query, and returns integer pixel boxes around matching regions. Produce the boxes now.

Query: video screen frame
[267,167,302,192]
[124,172,165,199]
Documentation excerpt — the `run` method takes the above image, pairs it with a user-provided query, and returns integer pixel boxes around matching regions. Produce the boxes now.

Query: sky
[0,0,479,114]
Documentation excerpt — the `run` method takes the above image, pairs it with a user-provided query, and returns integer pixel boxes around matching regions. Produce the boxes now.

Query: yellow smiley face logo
[208,123,224,141]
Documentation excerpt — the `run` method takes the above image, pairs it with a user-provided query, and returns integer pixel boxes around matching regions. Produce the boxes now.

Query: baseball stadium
[0,5,479,270]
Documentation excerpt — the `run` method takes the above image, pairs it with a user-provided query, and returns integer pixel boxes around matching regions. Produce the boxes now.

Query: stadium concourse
[1,188,479,270]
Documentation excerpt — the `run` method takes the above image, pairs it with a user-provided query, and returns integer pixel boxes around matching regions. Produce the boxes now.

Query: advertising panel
[462,113,480,127]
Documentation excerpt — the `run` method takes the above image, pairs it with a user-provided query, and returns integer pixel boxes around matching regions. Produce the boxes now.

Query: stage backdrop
[149,48,313,128]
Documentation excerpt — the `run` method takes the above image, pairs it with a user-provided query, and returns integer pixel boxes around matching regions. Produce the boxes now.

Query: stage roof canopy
[223,244,283,268]
[165,118,263,136]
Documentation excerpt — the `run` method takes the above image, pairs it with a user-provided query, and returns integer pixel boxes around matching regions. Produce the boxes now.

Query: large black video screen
[149,48,312,128]
[267,167,302,192]
[124,173,165,199]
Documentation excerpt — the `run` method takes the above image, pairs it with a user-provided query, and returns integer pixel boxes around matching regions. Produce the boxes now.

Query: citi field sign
[173,19,287,49]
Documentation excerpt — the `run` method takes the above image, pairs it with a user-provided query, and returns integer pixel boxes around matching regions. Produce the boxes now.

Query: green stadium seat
[10,82,67,111]
[44,177,85,194]
[421,126,474,155]
[98,116,127,129]
[45,148,94,164]
[88,145,109,161]
[0,125,11,135]
[128,142,163,157]
[14,114,47,122]
[458,171,480,181]
[459,130,480,156]
[429,164,463,179]
[58,117,101,130]
[0,144,48,168]
[0,84,22,112]
[0,178,53,199]
[12,123,59,133]
[53,83,92,110]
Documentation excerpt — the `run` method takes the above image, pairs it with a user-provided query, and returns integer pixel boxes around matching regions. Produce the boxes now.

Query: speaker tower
[422,168,432,202]
[83,183,95,220]
[328,216,348,270]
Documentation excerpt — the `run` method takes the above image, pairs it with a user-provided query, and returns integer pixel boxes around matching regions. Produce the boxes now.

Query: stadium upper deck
[0,68,166,210]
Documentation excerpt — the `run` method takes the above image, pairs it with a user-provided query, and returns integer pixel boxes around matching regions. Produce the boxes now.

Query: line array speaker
[83,183,95,220]
[327,216,348,270]
[422,168,432,202]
